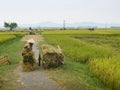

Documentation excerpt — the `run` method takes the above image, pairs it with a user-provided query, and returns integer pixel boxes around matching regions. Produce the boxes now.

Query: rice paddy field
[42,29,120,90]
[0,35,16,43]
[0,29,120,90]
[0,31,28,44]
[0,31,28,35]
[0,32,25,89]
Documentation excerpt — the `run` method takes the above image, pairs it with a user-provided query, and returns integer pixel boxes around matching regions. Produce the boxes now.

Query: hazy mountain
[19,22,120,28]
[65,22,107,28]
[19,22,62,28]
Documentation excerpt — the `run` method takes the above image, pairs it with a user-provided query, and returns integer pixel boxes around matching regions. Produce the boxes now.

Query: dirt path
[15,35,60,90]
[16,66,60,90]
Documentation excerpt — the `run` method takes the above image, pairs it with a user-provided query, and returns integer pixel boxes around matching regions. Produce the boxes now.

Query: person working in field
[27,39,35,51]
[21,39,36,71]
[29,27,32,35]
[22,39,35,55]
[27,39,41,66]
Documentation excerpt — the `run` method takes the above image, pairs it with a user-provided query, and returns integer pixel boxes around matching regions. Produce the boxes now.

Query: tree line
[4,22,17,31]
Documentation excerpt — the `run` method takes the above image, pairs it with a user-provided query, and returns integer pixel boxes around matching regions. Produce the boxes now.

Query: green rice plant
[0,31,28,35]
[0,35,25,90]
[42,30,120,89]
[0,75,3,88]
[0,35,16,44]
[42,29,120,35]
[74,34,120,54]
[88,57,120,90]
[43,35,112,63]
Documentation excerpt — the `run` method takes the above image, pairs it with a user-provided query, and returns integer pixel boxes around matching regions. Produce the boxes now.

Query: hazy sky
[0,0,120,26]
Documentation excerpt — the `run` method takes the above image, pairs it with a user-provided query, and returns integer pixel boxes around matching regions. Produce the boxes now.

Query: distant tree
[4,22,17,31]
[88,28,95,31]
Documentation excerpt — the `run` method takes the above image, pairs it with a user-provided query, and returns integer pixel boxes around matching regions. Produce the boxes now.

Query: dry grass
[40,44,64,68]
[21,35,44,42]
[0,55,11,66]
[21,62,37,72]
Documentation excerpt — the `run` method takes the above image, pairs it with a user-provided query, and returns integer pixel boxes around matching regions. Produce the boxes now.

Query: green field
[0,33,25,90]
[42,29,120,90]
[0,35,16,44]
[0,31,28,35]
[0,29,120,90]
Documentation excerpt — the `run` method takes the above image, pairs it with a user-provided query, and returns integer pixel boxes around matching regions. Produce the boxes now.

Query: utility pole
[63,20,66,30]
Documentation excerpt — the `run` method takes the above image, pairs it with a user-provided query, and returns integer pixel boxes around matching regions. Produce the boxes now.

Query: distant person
[29,27,32,35]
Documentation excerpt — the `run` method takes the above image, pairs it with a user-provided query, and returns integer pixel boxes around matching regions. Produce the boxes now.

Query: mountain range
[19,22,120,28]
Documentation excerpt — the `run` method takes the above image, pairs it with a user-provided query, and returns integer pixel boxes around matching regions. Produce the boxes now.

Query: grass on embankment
[0,35,25,90]
[43,57,111,90]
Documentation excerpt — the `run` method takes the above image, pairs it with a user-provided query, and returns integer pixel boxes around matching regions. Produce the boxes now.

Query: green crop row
[0,32,28,35]
[0,35,16,44]
[42,29,120,35]
[88,57,120,90]
[43,35,112,63]
[42,30,120,89]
